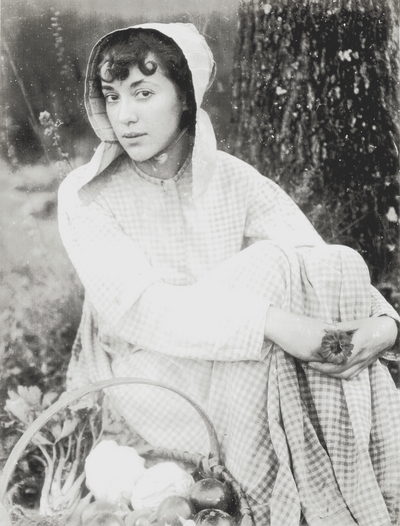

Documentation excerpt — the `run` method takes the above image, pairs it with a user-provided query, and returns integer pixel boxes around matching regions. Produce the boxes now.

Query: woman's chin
[124,147,162,164]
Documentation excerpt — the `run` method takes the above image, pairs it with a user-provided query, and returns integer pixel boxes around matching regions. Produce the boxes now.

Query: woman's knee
[311,244,371,288]
[311,243,366,268]
[245,240,296,270]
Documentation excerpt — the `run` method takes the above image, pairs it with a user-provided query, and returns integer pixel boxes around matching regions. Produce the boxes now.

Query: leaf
[17,385,43,408]
[4,391,35,425]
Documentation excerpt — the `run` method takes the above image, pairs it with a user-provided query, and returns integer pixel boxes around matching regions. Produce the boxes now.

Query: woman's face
[101,55,187,163]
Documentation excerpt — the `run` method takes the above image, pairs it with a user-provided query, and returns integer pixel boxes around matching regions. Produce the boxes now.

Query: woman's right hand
[264,306,335,363]
[308,316,398,380]
[264,307,398,380]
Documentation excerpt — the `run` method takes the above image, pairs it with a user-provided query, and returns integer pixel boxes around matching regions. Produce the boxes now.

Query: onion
[131,462,194,511]
[85,440,147,505]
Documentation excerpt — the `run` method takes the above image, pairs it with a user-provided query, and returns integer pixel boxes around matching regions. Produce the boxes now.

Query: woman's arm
[263,307,333,363]
[114,280,269,362]
[58,185,270,362]
[264,307,398,379]
[246,173,400,376]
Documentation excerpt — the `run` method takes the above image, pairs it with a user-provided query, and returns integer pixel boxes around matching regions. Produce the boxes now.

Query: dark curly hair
[96,29,196,130]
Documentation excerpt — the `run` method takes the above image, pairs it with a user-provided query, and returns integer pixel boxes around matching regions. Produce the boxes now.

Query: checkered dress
[59,150,400,526]
[58,22,400,526]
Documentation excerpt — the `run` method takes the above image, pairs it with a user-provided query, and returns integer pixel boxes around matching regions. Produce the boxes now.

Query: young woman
[58,23,400,525]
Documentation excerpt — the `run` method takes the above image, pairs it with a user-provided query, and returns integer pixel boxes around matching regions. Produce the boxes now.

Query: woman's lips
[123,132,146,139]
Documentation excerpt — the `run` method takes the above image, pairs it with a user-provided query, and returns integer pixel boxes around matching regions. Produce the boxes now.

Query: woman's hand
[264,308,398,379]
[308,316,398,380]
[264,307,335,363]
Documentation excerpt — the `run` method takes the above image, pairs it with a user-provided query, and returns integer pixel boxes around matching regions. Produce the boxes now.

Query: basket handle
[0,377,221,504]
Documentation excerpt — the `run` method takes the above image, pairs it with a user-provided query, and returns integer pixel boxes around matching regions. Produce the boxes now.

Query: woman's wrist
[373,316,398,353]
[264,309,400,365]
[336,316,398,362]
[380,317,400,361]
[264,306,333,362]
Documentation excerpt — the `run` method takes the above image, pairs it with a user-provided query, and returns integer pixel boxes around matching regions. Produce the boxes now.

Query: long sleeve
[58,176,269,362]
[370,286,400,360]
[370,286,400,321]
[58,184,159,326]
[114,280,269,361]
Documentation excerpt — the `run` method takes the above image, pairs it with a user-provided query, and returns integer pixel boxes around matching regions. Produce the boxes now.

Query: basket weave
[0,378,254,525]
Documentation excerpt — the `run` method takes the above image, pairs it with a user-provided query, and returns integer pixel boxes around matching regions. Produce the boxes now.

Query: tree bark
[230,0,399,284]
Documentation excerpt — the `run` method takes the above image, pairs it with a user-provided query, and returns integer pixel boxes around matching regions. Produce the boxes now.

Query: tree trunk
[230,0,399,285]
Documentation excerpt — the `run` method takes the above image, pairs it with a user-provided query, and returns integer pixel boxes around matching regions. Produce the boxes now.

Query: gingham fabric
[58,23,400,526]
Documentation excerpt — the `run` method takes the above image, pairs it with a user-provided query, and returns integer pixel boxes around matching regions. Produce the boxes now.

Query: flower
[319,329,356,365]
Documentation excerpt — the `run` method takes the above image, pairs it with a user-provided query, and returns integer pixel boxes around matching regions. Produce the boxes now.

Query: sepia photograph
[1,0,399,525]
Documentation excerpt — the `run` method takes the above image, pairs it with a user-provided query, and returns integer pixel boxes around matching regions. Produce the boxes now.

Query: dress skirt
[67,241,400,526]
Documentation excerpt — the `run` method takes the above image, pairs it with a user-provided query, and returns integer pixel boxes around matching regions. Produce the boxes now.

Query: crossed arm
[59,167,399,379]
[265,307,398,379]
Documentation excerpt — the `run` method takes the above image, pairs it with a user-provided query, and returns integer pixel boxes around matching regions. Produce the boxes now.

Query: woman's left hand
[309,316,398,380]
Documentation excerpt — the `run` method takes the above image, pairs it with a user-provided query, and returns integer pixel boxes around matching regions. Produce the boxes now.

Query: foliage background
[1,0,399,426]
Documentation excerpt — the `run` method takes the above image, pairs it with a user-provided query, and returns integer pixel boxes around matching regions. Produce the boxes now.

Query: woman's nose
[118,99,138,124]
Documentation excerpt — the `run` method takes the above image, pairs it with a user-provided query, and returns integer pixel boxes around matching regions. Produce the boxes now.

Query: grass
[0,156,86,510]
[0,158,83,402]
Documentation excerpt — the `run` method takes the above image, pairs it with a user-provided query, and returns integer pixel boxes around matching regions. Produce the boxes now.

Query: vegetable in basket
[82,511,125,526]
[81,500,122,524]
[156,495,196,525]
[130,462,194,511]
[3,386,105,520]
[124,507,153,526]
[84,440,146,505]
[194,509,235,525]
[189,479,235,515]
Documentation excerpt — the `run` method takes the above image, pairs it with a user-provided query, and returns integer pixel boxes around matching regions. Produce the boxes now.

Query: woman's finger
[309,356,374,379]
[308,361,347,375]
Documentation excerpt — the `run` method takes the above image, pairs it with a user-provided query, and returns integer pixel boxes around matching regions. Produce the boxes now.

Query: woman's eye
[136,90,153,99]
[104,93,119,103]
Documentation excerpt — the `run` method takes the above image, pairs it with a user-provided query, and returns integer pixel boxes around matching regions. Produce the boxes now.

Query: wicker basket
[0,378,254,525]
